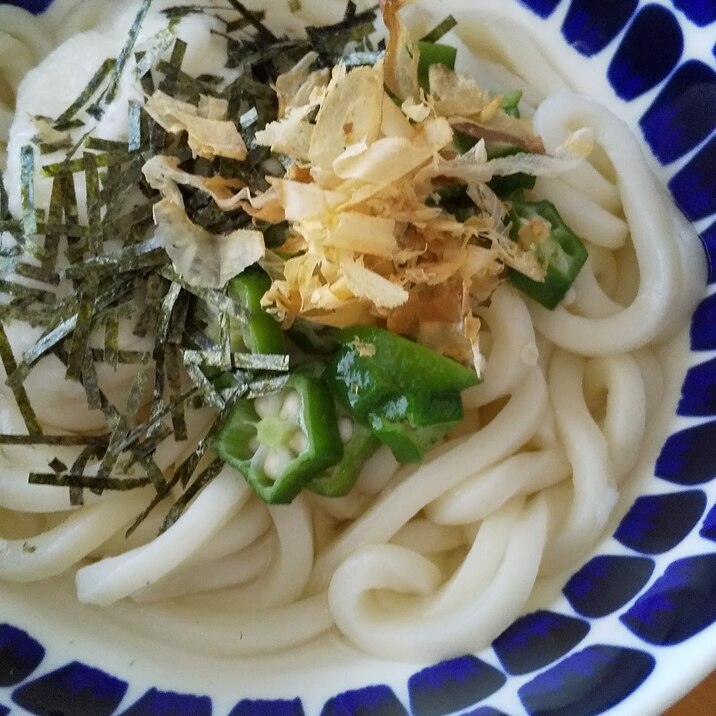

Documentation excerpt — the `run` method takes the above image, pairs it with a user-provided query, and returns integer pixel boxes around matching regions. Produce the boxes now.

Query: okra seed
[264,447,293,479]
[254,395,277,419]
[280,390,301,421]
[289,430,308,453]
[338,417,353,443]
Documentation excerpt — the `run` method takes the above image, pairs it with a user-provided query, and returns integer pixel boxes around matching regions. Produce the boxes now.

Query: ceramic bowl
[0,0,715,714]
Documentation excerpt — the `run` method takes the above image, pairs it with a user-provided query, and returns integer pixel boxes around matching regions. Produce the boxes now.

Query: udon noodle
[0,0,706,663]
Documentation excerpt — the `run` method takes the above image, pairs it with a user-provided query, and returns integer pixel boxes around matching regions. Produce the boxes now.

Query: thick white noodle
[539,350,635,575]
[75,467,252,605]
[532,176,629,250]
[583,356,646,479]
[106,592,333,657]
[308,367,548,593]
[425,443,570,525]
[203,497,315,610]
[0,6,53,166]
[529,94,697,355]
[0,489,151,581]
[328,496,548,661]
[131,534,273,603]
[565,252,623,319]
[463,284,536,408]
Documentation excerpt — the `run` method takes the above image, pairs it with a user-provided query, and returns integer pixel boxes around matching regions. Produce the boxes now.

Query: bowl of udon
[1,0,715,714]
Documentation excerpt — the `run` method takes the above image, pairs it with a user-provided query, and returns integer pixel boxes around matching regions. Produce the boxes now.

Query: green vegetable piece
[417,41,457,91]
[420,15,458,44]
[214,373,343,503]
[329,326,477,415]
[327,326,478,461]
[487,145,536,198]
[501,89,522,118]
[227,269,284,354]
[287,318,339,355]
[307,417,379,497]
[507,198,588,309]
[367,391,464,463]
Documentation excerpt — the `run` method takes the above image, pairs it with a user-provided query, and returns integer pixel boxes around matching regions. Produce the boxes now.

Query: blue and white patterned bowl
[0,0,715,714]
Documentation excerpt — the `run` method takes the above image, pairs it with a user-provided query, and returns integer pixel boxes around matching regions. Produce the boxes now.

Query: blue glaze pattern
[561,0,638,57]
[12,662,128,716]
[668,134,716,222]
[639,60,716,164]
[0,0,716,714]
[516,0,562,18]
[492,611,589,675]
[408,655,505,715]
[608,5,684,100]
[117,688,213,716]
[320,686,408,716]
[655,420,716,485]
[672,0,716,26]
[701,503,716,542]
[1,0,52,11]
[563,555,655,618]
[689,292,716,350]
[614,490,707,553]
[0,625,44,688]
[228,698,306,716]
[621,554,716,645]
[678,356,716,416]
[701,221,716,284]
[518,646,655,716]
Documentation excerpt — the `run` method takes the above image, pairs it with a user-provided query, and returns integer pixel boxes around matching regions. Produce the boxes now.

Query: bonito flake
[144,90,248,160]
[253,55,524,360]
[139,0,591,374]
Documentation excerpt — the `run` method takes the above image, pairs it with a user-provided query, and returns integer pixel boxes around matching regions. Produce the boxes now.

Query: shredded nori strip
[104,317,120,369]
[20,146,37,238]
[159,267,248,319]
[88,0,153,119]
[63,238,168,277]
[1,0,383,531]
[225,0,276,42]
[66,278,98,381]
[49,458,68,473]
[53,58,116,130]
[134,272,168,337]
[0,324,41,434]
[0,280,55,305]
[0,434,107,446]
[154,280,182,352]
[128,101,143,152]
[160,457,223,531]
[7,279,134,387]
[97,368,149,479]
[305,4,378,66]
[41,151,134,178]
[165,344,188,440]
[134,24,179,80]
[29,472,151,490]
[0,169,9,220]
[158,38,187,96]
[421,15,458,43]
[90,348,151,364]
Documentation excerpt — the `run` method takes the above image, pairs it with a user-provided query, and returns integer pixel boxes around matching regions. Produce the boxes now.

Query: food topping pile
[0,0,592,528]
